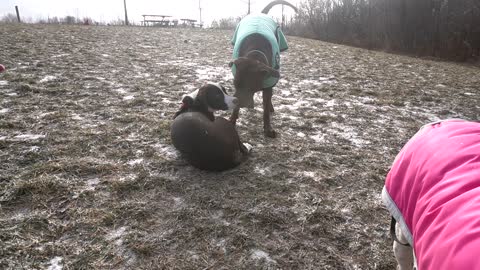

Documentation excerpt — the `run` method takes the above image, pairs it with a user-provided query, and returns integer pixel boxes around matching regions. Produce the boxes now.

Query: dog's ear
[260,66,280,79]
[173,96,195,119]
[182,96,194,106]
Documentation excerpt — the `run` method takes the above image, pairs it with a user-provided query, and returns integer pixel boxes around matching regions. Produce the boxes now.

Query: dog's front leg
[230,106,240,126]
[393,222,414,270]
[262,87,276,138]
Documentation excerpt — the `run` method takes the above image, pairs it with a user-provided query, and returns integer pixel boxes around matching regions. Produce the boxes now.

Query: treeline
[0,13,129,26]
[285,0,480,61]
[210,17,242,30]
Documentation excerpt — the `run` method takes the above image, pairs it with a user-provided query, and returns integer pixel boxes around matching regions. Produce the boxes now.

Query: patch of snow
[52,54,70,58]
[254,165,270,176]
[284,115,298,120]
[127,159,143,165]
[86,178,100,191]
[211,211,231,226]
[325,99,336,107]
[105,226,137,265]
[435,84,447,88]
[134,73,150,78]
[310,133,325,143]
[71,114,84,121]
[47,257,63,270]
[173,197,185,209]
[299,76,337,86]
[153,143,179,160]
[302,171,316,178]
[6,92,18,96]
[115,88,128,94]
[13,134,45,141]
[463,92,475,96]
[280,90,291,96]
[223,72,234,81]
[183,84,197,91]
[216,239,227,253]
[278,78,289,85]
[277,100,310,111]
[29,146,40,152]
[0,81,8,86]
[107,226,127,241]
[39,75,57,83]
[161,98,177,104]
[330,122,369,147]
[250,249,276,264]
[196,66,229,81]
[297,132,306,138]
[123,95,135,100]
[0,108,10,113]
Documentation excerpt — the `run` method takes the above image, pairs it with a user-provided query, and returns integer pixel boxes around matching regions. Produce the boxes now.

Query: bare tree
[286,0,480,61]
[0,13,18,23]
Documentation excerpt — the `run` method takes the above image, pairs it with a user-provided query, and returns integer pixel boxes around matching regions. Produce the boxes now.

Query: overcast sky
[0,0,302,26]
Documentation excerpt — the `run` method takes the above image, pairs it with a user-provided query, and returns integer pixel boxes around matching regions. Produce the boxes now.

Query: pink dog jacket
[382,120,480,270]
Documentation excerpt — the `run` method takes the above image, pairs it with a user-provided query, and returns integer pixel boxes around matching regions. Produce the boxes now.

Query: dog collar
[246,50,269,65]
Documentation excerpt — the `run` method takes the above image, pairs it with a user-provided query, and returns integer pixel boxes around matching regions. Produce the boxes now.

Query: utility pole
[123,0,129,25]
[15,6,21,23]
[199,0,202,26]
[248,0,250,14]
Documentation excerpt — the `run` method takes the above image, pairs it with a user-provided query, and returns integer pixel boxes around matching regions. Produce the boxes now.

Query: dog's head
[174,82,238,120]
[229,57,280,108]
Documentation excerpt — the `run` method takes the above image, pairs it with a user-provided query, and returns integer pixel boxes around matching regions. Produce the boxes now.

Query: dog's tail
[261,0,298,14]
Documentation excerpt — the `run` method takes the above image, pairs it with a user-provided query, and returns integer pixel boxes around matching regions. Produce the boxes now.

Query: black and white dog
[171,82,252,171]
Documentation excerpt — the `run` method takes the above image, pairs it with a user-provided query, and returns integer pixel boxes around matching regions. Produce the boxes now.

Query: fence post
[15,6,21,23]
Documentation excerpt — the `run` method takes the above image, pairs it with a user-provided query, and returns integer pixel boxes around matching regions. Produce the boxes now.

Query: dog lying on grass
[229,0,297,138]
[171,82,252,171]
[382,119,480,270]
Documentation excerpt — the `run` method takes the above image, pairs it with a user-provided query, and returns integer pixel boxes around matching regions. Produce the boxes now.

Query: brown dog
[229,1,297,138]
[171,82,252,171]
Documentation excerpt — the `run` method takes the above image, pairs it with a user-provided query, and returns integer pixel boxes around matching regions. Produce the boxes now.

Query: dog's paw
[243,143,253,153]
[264,128,277,138]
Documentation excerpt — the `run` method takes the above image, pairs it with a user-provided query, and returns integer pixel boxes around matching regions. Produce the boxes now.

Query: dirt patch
[1,23,479,269]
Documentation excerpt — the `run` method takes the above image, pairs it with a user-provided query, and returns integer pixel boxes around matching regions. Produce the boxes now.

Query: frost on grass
[12,134,46,141]
[1,24,478,270]
[47,257,63,270]
[39,75,57,83]
[251,249,277,264]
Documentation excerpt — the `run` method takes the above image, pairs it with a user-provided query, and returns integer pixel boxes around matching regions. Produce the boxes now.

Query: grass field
[1,23,479,269]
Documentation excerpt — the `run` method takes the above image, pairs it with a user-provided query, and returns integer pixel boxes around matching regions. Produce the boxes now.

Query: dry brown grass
[0,23,479,269]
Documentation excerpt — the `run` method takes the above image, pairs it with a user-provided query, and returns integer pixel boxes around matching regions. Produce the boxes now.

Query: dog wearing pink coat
[382,119,480,270]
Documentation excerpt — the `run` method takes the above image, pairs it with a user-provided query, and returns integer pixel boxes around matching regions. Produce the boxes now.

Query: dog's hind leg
[230,107,240,125]
[262,87,276,138]
[393,222,414,270]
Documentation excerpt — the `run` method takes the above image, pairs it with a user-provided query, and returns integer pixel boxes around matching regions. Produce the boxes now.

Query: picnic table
[180,18,200,27]
[142,15,177,27]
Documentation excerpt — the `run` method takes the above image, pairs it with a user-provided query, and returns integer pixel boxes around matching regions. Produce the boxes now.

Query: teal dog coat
[231,14,289,89]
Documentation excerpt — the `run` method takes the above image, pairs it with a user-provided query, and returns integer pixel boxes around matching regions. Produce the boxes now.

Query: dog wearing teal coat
[229,0,297,138]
